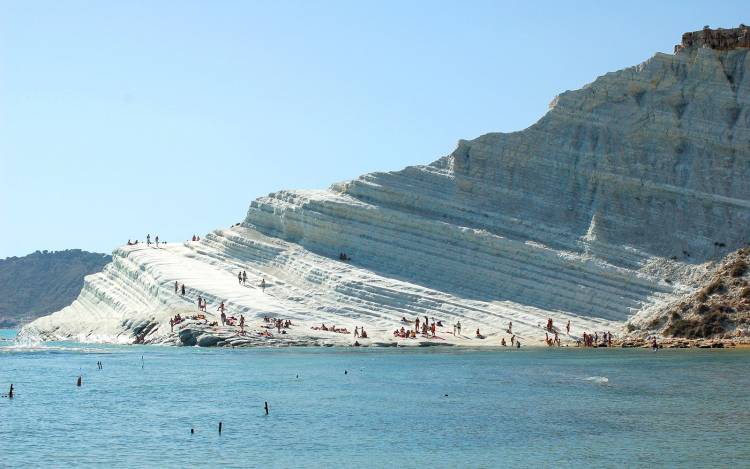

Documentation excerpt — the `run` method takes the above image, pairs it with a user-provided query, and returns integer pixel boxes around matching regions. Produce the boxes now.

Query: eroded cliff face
[22,30,750,345]
[243,42,750,321]
[452,46,749,263]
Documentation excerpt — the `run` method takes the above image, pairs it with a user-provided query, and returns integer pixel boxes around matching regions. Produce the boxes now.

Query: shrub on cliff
[729,259,748,277]
[665,311,727,338]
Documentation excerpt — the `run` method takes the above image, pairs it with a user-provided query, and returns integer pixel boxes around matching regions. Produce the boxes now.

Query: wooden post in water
[264,401,269,415]
[219,421,222,434]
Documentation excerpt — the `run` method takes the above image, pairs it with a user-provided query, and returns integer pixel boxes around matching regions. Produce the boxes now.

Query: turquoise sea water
[1,328,749,468]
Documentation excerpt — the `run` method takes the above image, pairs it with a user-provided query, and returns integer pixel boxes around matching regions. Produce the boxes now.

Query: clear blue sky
[1,1,746,258]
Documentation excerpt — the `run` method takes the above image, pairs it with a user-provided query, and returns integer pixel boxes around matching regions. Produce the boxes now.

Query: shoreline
[11,323,750,350]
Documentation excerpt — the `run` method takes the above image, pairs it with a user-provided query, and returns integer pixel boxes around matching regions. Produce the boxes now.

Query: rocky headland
[0,250,111,328]
[20,26,750,348]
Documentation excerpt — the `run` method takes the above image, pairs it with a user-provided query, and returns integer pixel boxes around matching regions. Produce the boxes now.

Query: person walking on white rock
[218,302,226,325]
[261,278,266,292]
[238,272,243,285]
[146,234,151,246]
[566,320,570,335]
[242,271,247,285]
[508,320,512,334]
[155,235,159,247]
[174,281,178,294]
[456,321,462,336]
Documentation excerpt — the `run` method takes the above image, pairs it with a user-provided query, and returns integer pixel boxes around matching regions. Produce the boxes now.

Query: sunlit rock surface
[22,32,750,346]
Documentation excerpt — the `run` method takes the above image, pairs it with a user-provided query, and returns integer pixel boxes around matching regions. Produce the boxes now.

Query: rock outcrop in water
[21,27,750,346]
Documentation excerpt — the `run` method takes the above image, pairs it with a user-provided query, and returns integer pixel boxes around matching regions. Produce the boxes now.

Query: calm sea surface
[1,329,749,468]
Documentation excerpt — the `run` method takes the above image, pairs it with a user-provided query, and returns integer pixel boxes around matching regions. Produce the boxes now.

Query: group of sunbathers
[545,332,561,346]
[578,331,613,347]
[394,316,443,339]
[311,323,350,334]
[263,316,293,334]
[169,314,187,331]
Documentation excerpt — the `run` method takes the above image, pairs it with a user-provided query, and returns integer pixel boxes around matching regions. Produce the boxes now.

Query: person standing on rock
[155,235,159,247]
[508,320,512,334]
[261,278,266,292]
[456,321,462,336]
[238,272,242,285]
[354,326,359,338]
[242,271,247,285]
[218,302,226,325]
[566,320,570,334]
[147,234,151,246]
[239,315,245,333]
[181,284,186,295]
[174,281,178,294]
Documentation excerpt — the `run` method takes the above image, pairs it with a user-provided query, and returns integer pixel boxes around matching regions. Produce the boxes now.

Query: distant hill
[0,250,111,327]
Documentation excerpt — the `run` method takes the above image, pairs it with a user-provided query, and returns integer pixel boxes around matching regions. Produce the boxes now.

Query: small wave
[0,340,111,354]
[583,376,609,384]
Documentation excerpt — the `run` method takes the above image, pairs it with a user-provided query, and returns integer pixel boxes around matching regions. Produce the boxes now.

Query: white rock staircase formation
[22,31,750,346]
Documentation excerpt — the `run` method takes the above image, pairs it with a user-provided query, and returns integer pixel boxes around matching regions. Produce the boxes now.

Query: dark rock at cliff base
[197,334,221,347]
[178,328,198,346]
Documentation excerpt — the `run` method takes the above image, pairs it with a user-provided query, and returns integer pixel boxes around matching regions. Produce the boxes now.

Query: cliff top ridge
[675,24,750,53]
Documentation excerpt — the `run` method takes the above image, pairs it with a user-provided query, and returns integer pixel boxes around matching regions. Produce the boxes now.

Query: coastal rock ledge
[21,27,750,347]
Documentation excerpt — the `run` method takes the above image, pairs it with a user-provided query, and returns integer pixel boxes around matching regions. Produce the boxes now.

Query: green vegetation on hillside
[0,250,110,327]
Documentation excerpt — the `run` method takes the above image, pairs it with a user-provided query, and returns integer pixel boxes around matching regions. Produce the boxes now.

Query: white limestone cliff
[21,31,750,346]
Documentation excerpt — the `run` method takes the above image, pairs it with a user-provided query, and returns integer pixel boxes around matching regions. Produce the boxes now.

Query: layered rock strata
[22,29,750,346]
